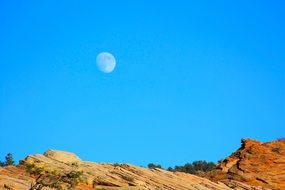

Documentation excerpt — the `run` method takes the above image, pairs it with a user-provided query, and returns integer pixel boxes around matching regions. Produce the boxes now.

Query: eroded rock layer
[0,149,263,190]
[206,139,285,190]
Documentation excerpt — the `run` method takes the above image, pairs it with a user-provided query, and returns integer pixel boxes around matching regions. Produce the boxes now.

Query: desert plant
[113,163,121,167]
[24,163,45,176]
[168,160,216,174]
[25,162,85,190]
[0,161,5,167]
[0,153,15,167]
[62,170,85,188]
[29,170,85,190]
[5,153,15,166]
[147,163,162,169]
[30,173,63,190]
[167,167,173,171]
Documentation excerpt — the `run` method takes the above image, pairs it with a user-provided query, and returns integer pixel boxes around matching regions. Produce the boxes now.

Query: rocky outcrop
[43,150,81,164]
[0,149,262,190]
[206,139,285,190]
[2,139,284,190]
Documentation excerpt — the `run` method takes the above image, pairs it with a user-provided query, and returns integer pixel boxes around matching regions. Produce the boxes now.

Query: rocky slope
[205,139,285,190]
[1,139,284,190]
[0,149,263,190]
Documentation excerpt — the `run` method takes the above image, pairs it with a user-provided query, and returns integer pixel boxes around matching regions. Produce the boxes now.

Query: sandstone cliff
[1,139,284,190]
[206,139,285,190]
[0,149,263,190]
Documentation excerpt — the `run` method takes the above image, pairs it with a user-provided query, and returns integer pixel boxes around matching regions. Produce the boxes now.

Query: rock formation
[205,138,285,190]
[1,139,284,190]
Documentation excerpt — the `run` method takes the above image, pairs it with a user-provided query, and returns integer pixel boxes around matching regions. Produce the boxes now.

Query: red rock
[207,139,285,190]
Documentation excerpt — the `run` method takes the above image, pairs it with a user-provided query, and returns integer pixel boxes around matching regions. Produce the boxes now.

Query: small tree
[168,160,216,174]
[0,153,15,166]
[167,167,173,171]
[0,161,5,167]
[148,163,162,169]
[5,153,15,166]
[24,162,86,190]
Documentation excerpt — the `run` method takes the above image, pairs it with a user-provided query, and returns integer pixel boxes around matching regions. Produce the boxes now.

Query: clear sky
[0,1,284,167]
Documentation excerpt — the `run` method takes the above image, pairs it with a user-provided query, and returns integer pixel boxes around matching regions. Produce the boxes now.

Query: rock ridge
[1,139,284,190]
[205,138,285,190]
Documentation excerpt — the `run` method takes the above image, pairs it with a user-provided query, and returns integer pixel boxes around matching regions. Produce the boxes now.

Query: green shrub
[25,162,85,190]
[0,153,15,166]
[63,170,86,187]
[24,163,45,176]
[167,160,217,174]
[147,163,162,169]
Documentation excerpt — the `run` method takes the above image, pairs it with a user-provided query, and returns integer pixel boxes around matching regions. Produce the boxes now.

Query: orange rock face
[1,139,284,190]
[207,139,285,190]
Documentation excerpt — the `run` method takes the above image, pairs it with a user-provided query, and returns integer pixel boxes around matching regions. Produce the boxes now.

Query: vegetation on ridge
[0,153,15,167]
[23,162,86,190]
[148,160,217,174]
[0,153,216,176]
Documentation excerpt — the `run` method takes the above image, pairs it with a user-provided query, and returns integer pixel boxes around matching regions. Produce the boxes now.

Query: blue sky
[0,1,284,167]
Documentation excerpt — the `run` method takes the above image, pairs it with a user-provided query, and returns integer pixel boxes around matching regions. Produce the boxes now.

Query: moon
[96,52,116,73]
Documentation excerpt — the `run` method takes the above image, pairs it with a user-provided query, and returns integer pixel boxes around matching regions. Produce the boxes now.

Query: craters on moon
[96,52,116,73]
